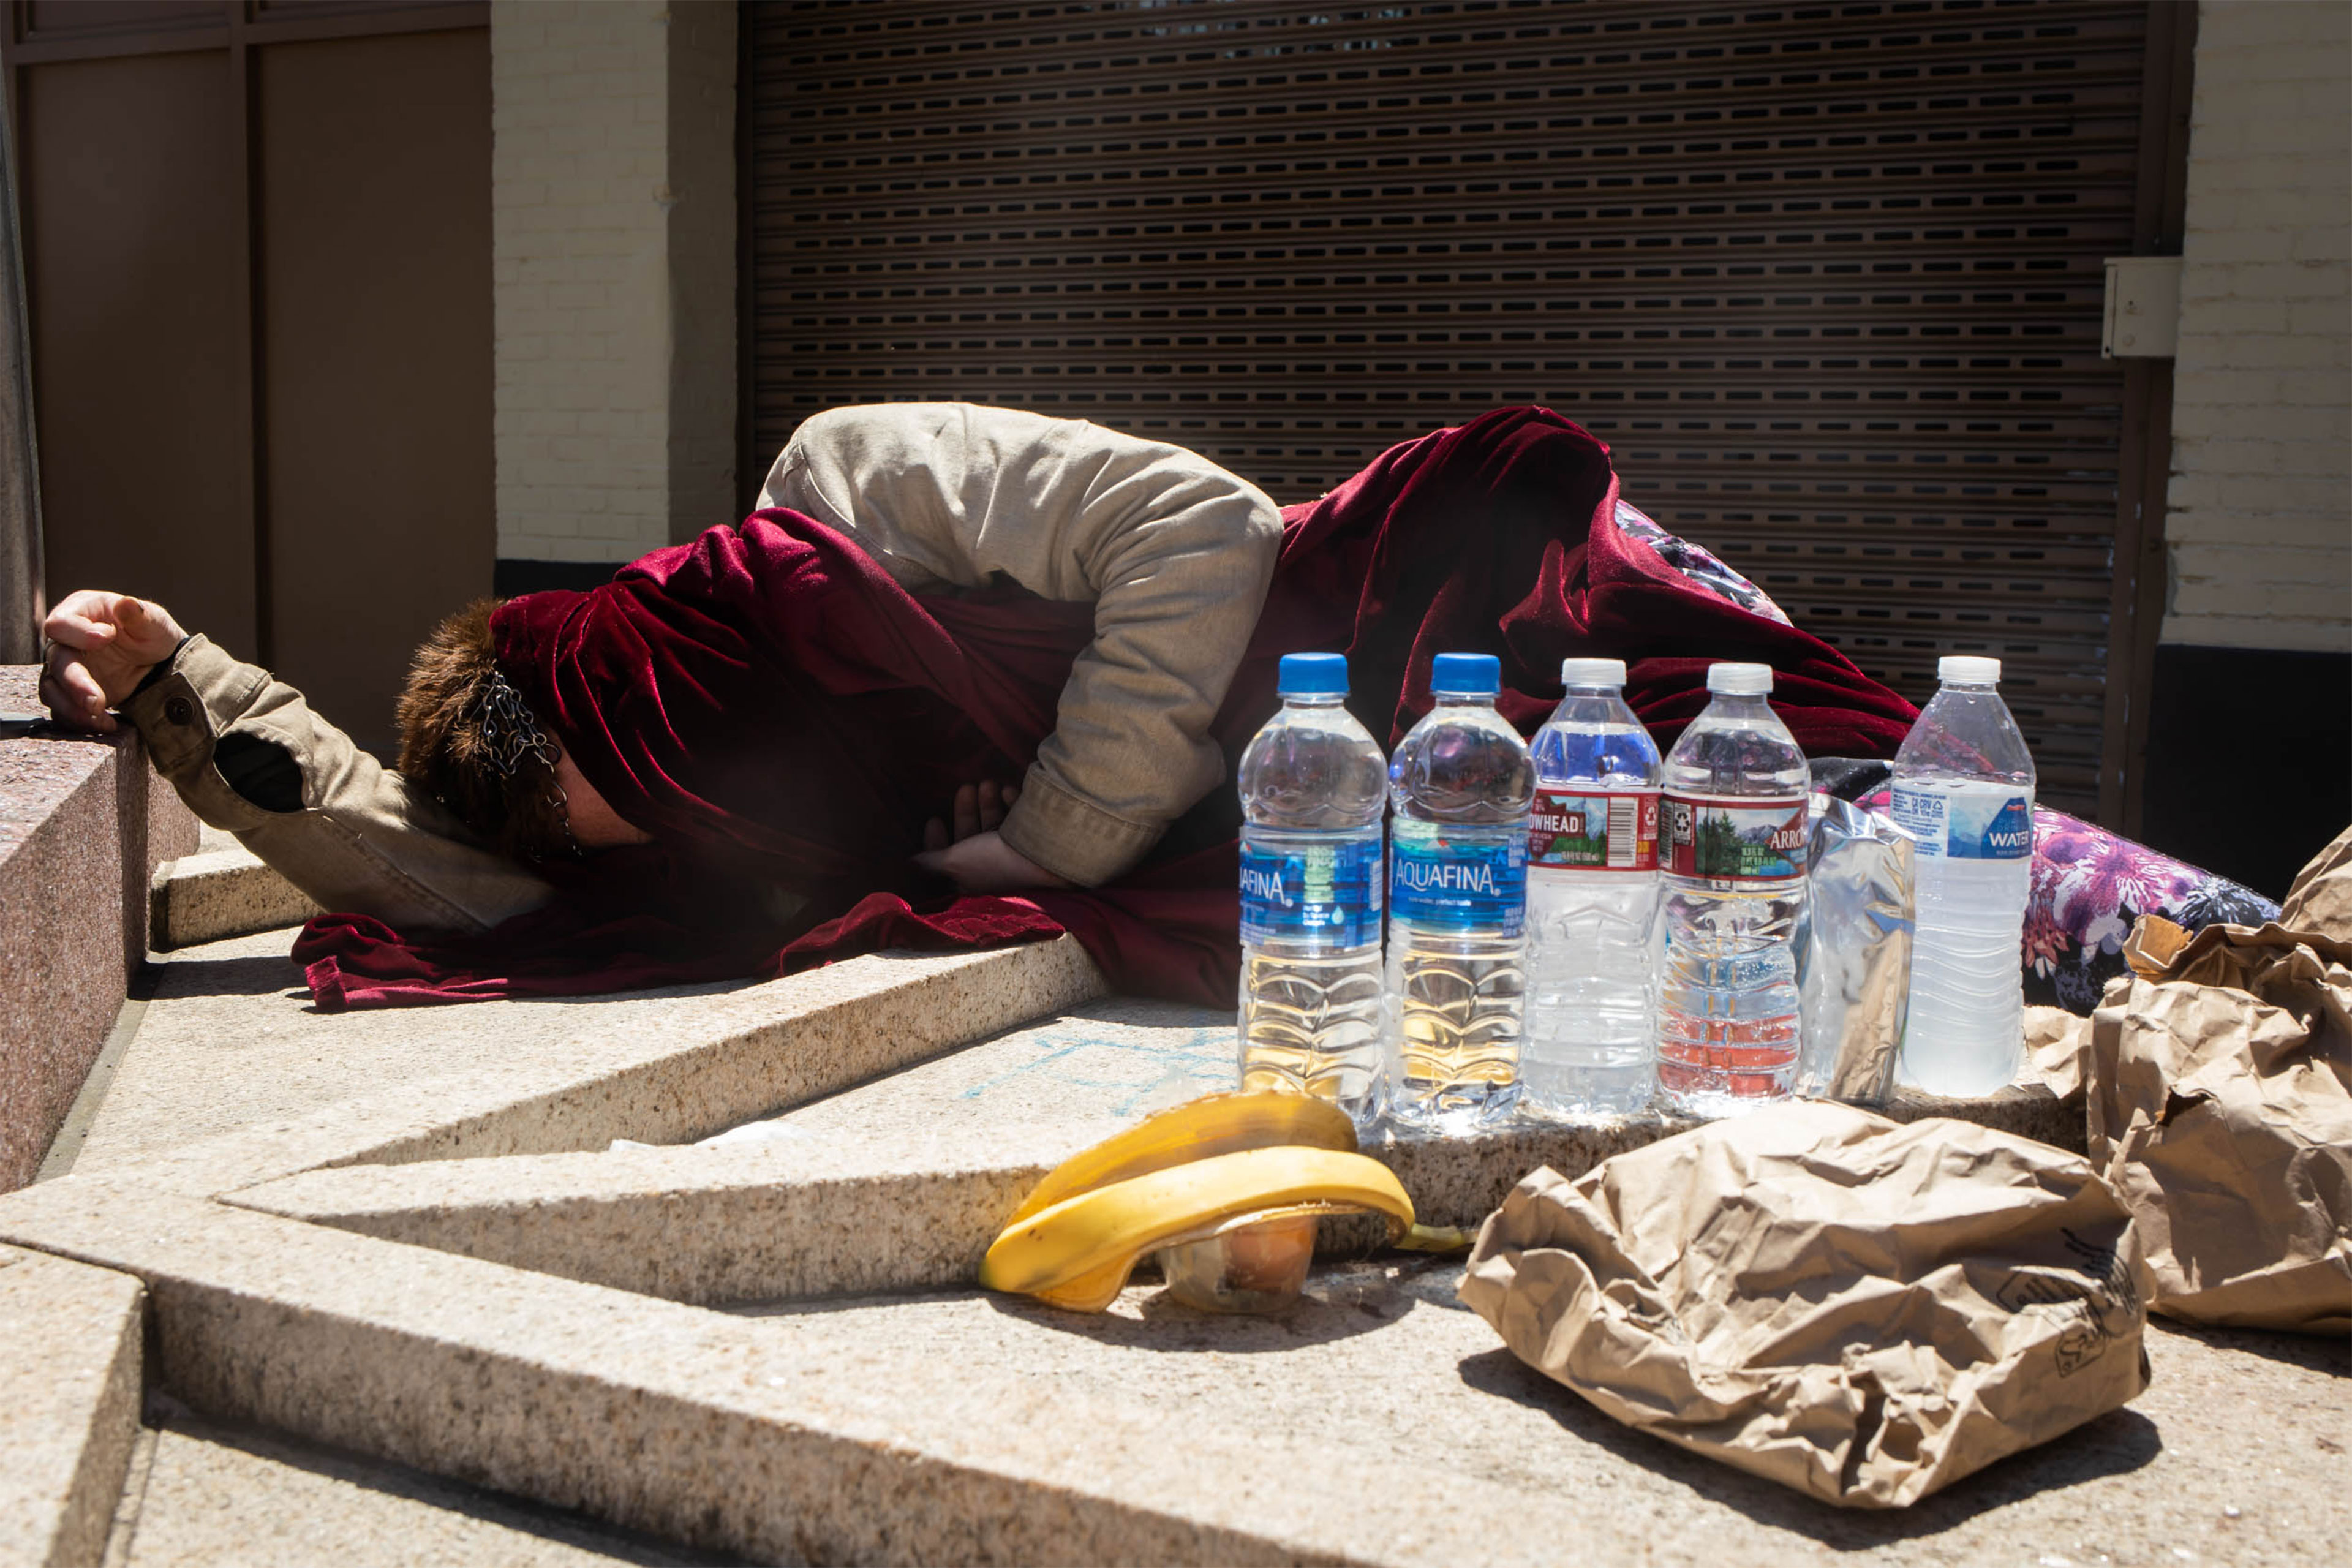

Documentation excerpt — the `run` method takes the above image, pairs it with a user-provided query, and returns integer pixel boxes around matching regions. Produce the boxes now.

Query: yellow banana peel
[1005,1090,1360,1228]
[982,1143,1414,1313]
[1396,1223,1478,1254]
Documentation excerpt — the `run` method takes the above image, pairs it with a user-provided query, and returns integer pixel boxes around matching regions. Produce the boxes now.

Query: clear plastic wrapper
[1156,1213,1321,1313]
[1794,793,1915,1103]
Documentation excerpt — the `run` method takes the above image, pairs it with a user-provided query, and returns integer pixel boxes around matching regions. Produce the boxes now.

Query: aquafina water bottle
[1893,655,2037,1098]
[1237,652,1387,1131]
[1523,658,1664,1118]
[1383,652,1534,1134]
[1656,662,1809,1117]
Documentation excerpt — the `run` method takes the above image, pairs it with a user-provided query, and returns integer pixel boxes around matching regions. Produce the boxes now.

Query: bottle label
[1238,831,1383,946]
[1388,819,1528,933]
[1891,783,2035,861]
[1660,793,1809,882]
[1530,788,1659,872]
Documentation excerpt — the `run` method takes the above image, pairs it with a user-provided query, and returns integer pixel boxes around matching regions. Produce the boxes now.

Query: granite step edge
[149,844,320,950]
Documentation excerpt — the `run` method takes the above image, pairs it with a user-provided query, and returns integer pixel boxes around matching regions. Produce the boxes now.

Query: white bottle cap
[1706,662,1773,695]
[1939,655,2002,685]
[1559,657,1627,687]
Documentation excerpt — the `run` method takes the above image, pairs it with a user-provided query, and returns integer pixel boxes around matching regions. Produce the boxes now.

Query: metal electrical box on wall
[2103,257,2184,358]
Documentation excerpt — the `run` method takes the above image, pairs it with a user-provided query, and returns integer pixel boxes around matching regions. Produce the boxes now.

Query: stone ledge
[149,843,319,950]
[106,1411,728,1567]
[222,1083,2081,1310]
[9,881,2329,1568]
[0,1244,145,1568]
[0,668,198,1193]
[70,933,1112,1197]
[228,1136,1065,1305]
[197,988,2081,1311]
[1,1185,1417,1568]
[2,1173,2342,1568]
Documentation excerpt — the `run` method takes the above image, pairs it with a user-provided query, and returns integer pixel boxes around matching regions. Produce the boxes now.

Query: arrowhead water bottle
[1893,655,2037,1098]
[1237,652,1389,1131]
[1657,662,1810,1117]
[1384,652,1534,1134]
[1524,658,1664,1119]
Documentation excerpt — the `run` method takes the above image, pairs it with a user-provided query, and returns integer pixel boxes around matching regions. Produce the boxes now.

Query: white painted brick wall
[2163,0,2352,652]
[665,0,739,546]
[492,1,734,565]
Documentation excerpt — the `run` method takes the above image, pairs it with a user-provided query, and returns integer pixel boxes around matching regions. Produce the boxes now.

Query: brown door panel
[257,26,491,755]
[24,50,255,658]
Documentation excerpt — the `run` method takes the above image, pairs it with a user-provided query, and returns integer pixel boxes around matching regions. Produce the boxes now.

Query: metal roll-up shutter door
[744,0,2186,821]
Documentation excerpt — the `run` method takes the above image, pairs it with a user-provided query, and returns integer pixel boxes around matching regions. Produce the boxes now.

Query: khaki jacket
[759,404,1280,884]
[127,404,1281,932]
[122,636,554,931]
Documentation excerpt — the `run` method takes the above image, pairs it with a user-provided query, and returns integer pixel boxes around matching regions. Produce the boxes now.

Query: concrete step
[5,902,2343,1568]
[107,1409,740,1567]
[149,842,319,951]
[0,1244,144,1568]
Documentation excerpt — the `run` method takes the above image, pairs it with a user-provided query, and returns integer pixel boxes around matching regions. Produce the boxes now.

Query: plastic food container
[1155,1212,1321,1313]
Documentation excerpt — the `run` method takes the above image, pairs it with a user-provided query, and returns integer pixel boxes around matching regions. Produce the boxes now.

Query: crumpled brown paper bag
[2021,1005,2089,1099]
[2082,826,2352,1335]
[1459,1101,2152,1509]
[2282,822,2352,939]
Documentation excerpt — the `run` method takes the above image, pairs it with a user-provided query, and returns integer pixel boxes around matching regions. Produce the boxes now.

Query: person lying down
[39,402,1920,1010]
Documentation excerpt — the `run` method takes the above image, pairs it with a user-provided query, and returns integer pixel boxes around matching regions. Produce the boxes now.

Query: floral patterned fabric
[1855,787,2282,1014]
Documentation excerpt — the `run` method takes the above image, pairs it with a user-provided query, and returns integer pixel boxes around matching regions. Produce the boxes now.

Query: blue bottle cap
[1431,652,1502,695]
[1276,652,1349,696]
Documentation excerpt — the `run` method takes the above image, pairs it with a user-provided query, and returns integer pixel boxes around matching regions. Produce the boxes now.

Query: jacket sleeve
[118,636,552,933]
[757,403,1281,887]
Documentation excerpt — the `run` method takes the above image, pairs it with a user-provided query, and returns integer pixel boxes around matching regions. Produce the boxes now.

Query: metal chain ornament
[474,669,582,859]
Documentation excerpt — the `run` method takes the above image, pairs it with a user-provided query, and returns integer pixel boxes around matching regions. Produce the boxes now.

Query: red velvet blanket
[296,408,1916,1009]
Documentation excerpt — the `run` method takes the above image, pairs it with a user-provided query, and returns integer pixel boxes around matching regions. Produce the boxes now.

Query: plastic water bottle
[1383,653,1534,1134]
[1523,658,1664,1119]
[1892,655,2037,1098]
[1237,652,1389,1131]
[1656,662,1810,1117]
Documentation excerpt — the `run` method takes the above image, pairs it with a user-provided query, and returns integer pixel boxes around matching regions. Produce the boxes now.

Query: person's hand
[913,780,1071,893]
[39,591,188,734]
[914,829,1069,894]
[921,780,1017,853]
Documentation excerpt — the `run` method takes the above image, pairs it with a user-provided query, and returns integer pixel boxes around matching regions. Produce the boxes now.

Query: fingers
[907,831,1065,895]
[43,589,115,630]
[113,596,157,649]
[45,643,107,712]
[913,837,980,893]
[42,591,184,662]
[41,592,122,651]
[37,658,116,733]
[114,594,185,652]
[940,780,1021,845]
[108,594,184,660]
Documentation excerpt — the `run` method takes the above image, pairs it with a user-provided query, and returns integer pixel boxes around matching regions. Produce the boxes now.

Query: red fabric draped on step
[295,407,1915,1011]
